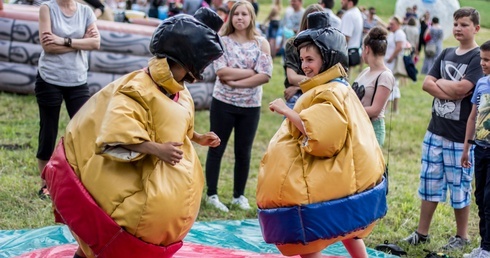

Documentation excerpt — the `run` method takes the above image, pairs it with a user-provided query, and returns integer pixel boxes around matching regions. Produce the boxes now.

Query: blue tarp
[0,219,396,258]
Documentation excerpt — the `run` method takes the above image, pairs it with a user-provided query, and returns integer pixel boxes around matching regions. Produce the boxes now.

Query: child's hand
[156,142,183,166]
[195,132,221,147]
[269,98,289,115]
[461,152,472,168]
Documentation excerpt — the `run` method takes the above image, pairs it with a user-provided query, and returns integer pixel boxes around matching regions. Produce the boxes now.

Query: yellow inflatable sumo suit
[62,57,202,255]
[256,64,387,256]
[42,8,224,258]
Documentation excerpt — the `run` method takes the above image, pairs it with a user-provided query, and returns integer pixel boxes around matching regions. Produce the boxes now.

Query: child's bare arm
[269,98,306,135]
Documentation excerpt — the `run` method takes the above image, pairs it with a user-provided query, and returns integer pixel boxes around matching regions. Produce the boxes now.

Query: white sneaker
[206,195,229,212]
[231,195,251,210]
[480,250,490,258]
[464,248,490,258]
[464,248,481,258]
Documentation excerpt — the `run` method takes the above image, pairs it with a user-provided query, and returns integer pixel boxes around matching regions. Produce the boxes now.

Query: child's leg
[342,238,368,258]
[300,251,322,258]
[74,247,86,258]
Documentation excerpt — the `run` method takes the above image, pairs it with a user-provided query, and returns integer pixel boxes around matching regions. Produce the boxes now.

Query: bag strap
[370,71,385,105]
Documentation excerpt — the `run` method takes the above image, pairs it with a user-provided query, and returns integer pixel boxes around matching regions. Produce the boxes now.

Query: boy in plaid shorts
[403,7,483,250]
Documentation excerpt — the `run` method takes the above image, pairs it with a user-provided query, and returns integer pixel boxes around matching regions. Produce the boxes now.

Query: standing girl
[205,0,272,212]
[36,0,100,198]
[354,26,395,146]
[263,0,281,58]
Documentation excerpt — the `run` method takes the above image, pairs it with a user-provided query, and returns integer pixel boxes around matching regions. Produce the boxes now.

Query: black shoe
[403,231,430,245]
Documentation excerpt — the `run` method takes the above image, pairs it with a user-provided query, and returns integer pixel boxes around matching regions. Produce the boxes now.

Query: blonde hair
[221,1,260,39]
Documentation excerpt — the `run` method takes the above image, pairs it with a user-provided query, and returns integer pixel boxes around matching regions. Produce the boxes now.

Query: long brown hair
[221,1,260,39]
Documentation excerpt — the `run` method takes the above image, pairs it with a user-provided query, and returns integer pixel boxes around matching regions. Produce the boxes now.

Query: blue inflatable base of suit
[0,220,398,258]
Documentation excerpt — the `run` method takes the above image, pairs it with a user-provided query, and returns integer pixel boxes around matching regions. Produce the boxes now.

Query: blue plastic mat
[0,219,396,257]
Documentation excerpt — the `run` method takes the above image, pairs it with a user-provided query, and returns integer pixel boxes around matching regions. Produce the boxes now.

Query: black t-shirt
[427,47,483,143]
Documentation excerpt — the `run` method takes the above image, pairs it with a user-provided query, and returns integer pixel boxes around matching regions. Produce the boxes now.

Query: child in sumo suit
[42,8,224,258]
[257,11,388,258]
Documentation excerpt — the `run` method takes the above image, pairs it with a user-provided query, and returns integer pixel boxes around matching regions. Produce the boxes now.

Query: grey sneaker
[231,195,251,210]
[442,235,470,251]
[402,231,430,245]
[464,248,482,258]
[206,195,229,212]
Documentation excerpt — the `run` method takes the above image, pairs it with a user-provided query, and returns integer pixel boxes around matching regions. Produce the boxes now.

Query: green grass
[1,0,490,257]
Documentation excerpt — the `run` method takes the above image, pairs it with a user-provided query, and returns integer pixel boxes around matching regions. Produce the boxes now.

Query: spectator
[36,0,100,199]
[263,0,281,57]
[385,15,406,113]
[339,0,363,74]
[403,17,419,59]
[418,11,431,58]
[336,9,344,19]
[205,0,272,212]
[42,9,224,258]
[282,4,324,109]
[354,26,395,146]
[258,17,386,258]
[318,0,340,30]
[402,7,482,251]
[421,17,443,74]
[363,7,385,35]
[281,0,304,35]
[461,40,490,258]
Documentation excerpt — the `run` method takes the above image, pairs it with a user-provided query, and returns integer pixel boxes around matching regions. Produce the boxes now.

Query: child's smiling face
[481,50,490,75]
[300,45,323,78]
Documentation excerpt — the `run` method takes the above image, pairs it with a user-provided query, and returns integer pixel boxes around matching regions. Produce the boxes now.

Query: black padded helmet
[150,7,224,81]
[293,12,348,72]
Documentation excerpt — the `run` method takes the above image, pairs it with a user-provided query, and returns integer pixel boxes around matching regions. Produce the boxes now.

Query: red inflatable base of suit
[16,243,344,257]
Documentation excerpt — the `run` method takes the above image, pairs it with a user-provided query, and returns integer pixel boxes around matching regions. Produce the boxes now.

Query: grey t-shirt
[38,0,96,86]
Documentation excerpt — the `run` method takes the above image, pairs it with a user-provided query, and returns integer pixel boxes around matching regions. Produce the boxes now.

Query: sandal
[38,185,50,200]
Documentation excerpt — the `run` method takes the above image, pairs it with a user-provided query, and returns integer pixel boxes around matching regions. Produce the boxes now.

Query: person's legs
[62,84,90,118]
[205,98,235,197]
[232,106,260,198]
[405,132,446,244]
[73,247,86,258]
[480,148,490,252]
[342,238,368,258]
[442,139,473,250]
[417,200,438,235]
[35,75,63,195]
[454,206,470,239]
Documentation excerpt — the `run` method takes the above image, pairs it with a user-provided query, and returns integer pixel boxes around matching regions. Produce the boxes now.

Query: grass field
[1,0,490,257]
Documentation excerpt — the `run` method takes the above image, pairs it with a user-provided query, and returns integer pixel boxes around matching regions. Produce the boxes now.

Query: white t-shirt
[385,29,406,71]
[340,7,363,49]
[282,6,305,34]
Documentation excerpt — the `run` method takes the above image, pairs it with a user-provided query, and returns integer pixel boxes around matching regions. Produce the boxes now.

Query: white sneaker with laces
[206,195,229,212]
[231,195,251,210]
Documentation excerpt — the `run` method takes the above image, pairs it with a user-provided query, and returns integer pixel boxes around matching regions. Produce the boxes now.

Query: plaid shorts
[418,131,474,209]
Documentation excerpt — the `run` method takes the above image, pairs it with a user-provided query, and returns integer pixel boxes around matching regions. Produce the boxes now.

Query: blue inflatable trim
[258,177,388,245]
